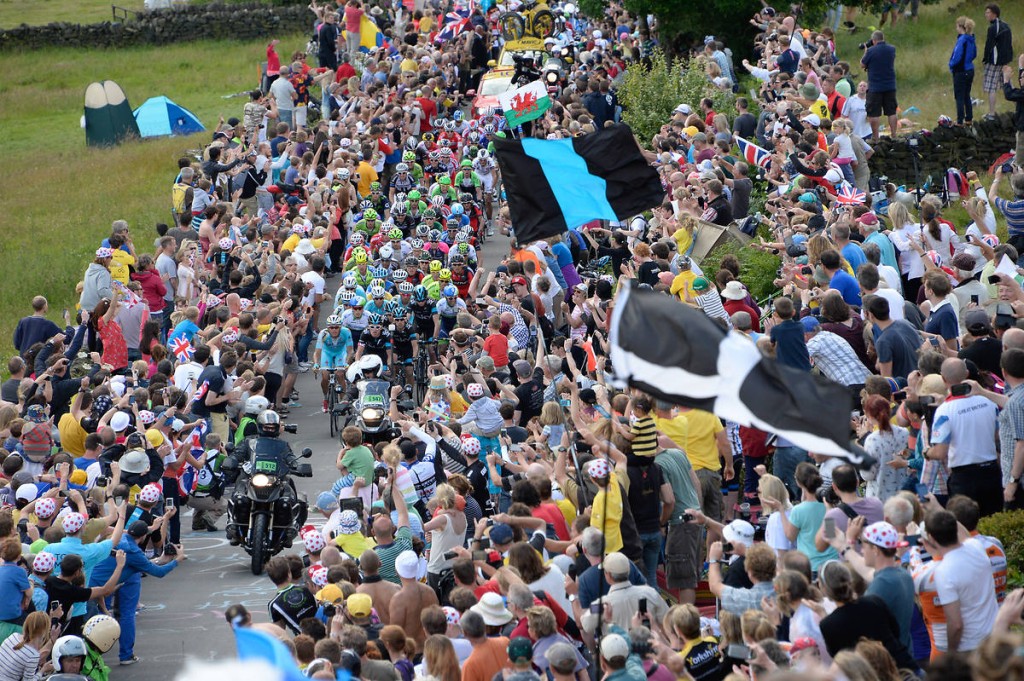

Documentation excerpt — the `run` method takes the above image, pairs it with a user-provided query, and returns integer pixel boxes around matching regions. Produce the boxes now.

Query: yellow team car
[493,37,550,73]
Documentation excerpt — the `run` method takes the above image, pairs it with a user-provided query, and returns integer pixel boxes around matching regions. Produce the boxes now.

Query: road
[114,228,509,679]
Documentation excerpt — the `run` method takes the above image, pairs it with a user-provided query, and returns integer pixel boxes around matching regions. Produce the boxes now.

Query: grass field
[0,32,307,361]
[832,0,1024,126]
[0,0,142,28]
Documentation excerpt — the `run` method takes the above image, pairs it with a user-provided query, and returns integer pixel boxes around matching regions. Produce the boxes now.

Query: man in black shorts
[860,30,898,141]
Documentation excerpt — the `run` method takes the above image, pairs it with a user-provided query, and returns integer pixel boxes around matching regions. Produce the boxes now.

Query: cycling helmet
[396,162,409,173]
[431,195,446,208]
[402,150,416,161]
[453,110,464,122]
[395,192,408,203]
[52,635,87,672]
[414,285,428,302]
[423,209,437,220]
[439,268,452,281]
[388,228,403,240]
[370,181,382,193]
[429,150,440,161]
[405,137,417,150]
[82,615,120,654]
[459,192,474,203]
[467,130,481,143]
[439,138,452,147]
[456,230,470,243]
[257,410,281,436]
[438,175,451,185]
[457,242,470,254]
[444,120,456,131]
[429,260,442,273]
[338,168,351,180]
[363,209,379,221]
[446,216,461,227]
[392,306,408,319]
[351,296,366,308]
[415,224,429,237]
[393,201,408,215]
[478,149,490,160]
[343,274,358,289]
[367,313,385,325]
[359,199,373,211]
[428,229,442,241]
[352,249,369,264]
[409,237,423,249]
[350,233,365,246]
[245,395,270,415]
[370,273,387,286]
[398,281,414,294]
[461,158,473,168]
[337,290,355,303]
[450,253,465,265]
[379,244,395,260]
[483,123,496,134]
[392,269,409,282]
[369,286,386,299]
[408,189,422,201]
[442,284,458,298]
[422,131,435,142]
[451,203,465,216]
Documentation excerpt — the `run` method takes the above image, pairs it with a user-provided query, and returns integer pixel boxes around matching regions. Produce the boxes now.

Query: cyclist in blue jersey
[435,284,467,340]
[314,314,353,413]
[341,296,369,345]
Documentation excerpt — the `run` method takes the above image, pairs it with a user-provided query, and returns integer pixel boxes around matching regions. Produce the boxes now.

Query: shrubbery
[978,510,1024,588]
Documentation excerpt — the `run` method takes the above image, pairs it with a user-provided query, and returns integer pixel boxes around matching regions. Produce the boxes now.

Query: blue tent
[133,96,205,138]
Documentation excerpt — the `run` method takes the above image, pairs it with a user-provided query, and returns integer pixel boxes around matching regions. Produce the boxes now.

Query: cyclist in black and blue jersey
[354,313,393,371]
[389,309,418,385]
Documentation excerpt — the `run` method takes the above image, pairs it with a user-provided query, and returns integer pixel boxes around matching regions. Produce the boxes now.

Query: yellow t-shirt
[808,98,830,121]
[419,15,433,33]
[555,497,577,527]
[281,233,300,254]
[400,58,418,74]
[653,413,689,453]
[669,270,697,301]
[357,161,378,198]
[58,412,88,457]
[591,471,624,554]
[109,249,135,285]
[678,409,723,471]
[336,531,377,558]
[672,227,693,257]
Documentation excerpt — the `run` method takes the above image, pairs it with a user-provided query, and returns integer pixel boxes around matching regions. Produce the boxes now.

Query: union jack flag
[735,138,772,169]
[191,380,210,404]
[434,9,470,44]
[835,184,867,205]
[169,336,194,361]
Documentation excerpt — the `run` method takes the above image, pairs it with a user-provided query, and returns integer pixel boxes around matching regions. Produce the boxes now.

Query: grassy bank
[0,0,142,28]
[0,33,307,360]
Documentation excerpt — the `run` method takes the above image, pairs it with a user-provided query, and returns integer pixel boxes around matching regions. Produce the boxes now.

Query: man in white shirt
[858,263,906,322]
[173,344,210,392]
[924,509,998,652]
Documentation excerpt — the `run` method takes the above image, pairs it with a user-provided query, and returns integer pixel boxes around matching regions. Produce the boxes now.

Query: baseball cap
[856,212,879,226]
[395,550,420,579]
[128,520,150,539]
[347,593,373,618]
[511,275,528,286]
[317,584,344,604]
[15,484,38,503]
[545,642,579,674]
[604,552,631,577]
[801,113,821,127]
[862,521,899,549]
[692,276,710,292]
[800,316,821,333]
[600,634,630,661]
[489,523,514,545]
[673,103,692,116]
[315,491,339,513]
[965,309,993,333]
[508,637,533,663]
[723,520,755,548]
[110,411,131,432]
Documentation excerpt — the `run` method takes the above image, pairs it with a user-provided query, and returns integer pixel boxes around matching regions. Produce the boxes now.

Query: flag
[498,80,551,127]
[835,184,866,205]
[608,283,874,469]
[169,336,193,361]
[492,123,664,245]
[191,380,210,405]
[735,138,772,168]
[343,14,384,53]
[434,9,470,44]
[233,625,309,681]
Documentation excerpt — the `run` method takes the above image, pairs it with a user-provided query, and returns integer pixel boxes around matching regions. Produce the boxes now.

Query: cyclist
[341,296,369,345]
[342,232,369,265]
[441,218,463,247]
[385,228,411,261]
[435,283,467,341]
[450,239,478,270]
[354,208,383,240]
[449,254,475,298]
[410,285,438,342]
[391,201,415,236]
[406,189,428,222]
[429,174,458,203]
[421,259,444,300]
[394,280,415,311]
[390,308,419,385]
[389,163,417,202]
[314,314,354,412]
[354,313,393,372]
[334,274,366,308]
[346,249,376,289]
[368,182,391,219]
[448,201,471,231]
[454,159,483,203]
[365,286,391,318]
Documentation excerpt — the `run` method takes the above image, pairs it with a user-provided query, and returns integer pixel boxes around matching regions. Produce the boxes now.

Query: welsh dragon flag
[498,80,551,127]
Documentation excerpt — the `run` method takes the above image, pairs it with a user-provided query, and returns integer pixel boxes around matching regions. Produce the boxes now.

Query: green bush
[700,235,780,303]
[678,57,735,124]
[978,510,1024,588]
[619,50,687,148]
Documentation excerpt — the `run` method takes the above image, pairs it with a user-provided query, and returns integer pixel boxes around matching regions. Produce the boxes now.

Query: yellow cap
[145,428,165,448]
[346,593,373,618]
[683,126,699,138]
[70,470,88,486]
[316,584,344,604]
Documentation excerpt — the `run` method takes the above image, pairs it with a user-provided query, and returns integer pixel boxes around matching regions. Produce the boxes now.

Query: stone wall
[0,3,312,51]
[867,113,1018,185]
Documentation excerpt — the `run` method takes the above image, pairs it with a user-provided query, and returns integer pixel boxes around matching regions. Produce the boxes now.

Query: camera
[682,512,695,523]
[857,42,868,50]
[273,316,284,325]
[323,603,337,618]
[1001,162,1015,174]
[444,550,459,560]
[283,423,299,434]
[340,498,364,516]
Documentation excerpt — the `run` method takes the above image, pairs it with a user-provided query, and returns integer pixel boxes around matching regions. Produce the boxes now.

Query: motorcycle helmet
[439,268,452,281]
[51,635,87,673]
[442,284,458,298]
[392,269,409,282]
[245,395,270,415]
[326,314,343,327]
[451,203,465,216]
[429,260,442,273]
[413,285,428,302]
[363,209,379,221]
[359,199,373,211]
[398,281,414,294]
[359,354,383,378]
[257,410,282,437]
[83,615,120,654]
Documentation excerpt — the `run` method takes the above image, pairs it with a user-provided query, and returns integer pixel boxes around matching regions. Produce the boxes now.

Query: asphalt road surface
[114,227,510,679]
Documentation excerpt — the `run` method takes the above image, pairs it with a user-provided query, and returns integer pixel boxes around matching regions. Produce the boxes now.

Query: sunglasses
[368,325,383,331]
[328,325,341,330]
[352,306,364,310]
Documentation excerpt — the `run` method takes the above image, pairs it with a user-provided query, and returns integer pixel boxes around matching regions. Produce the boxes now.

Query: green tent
[83,80,141,147]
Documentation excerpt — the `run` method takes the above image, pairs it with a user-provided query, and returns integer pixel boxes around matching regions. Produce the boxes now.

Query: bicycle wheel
[529,9,555,38]
[499,12,526,41]
[328,382,337,439]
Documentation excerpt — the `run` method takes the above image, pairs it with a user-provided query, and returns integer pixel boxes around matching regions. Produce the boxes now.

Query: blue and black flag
[492,124,665,245]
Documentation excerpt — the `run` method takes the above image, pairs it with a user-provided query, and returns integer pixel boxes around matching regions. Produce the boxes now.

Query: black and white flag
[609,283,873,469]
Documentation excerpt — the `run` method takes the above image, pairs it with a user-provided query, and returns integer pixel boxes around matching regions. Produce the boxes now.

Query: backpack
[171,182,190,215]
[21,422,53,464]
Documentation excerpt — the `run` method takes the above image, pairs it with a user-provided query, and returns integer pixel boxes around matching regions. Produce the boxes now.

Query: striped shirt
[374,525,414,584]
[995,197,1024,237]
[0,634,41,681]
[806,330,871,386]
[629,416,659,458]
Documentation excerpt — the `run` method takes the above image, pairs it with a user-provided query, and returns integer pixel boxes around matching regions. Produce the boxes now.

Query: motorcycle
[341,362,418,444]
[226,436,313,575]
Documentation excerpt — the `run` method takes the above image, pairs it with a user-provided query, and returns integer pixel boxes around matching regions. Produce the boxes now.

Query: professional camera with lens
[273,316,284,325]
[283,423,299,434]
[857,42,868,50]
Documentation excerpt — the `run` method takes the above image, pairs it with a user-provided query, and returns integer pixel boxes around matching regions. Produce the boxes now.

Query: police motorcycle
[222,410,313,575]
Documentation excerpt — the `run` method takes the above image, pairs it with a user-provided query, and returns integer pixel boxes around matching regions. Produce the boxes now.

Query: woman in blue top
[761,462,839,573]
[949,16,977,125]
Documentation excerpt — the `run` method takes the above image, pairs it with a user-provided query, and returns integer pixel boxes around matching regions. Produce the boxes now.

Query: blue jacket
[949,33,977,72]
[90,536,177,588]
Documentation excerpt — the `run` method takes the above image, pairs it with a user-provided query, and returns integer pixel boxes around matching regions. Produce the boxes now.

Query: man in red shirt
[335,53,356,83]
[416,91,437,135]
[721,280,762,331]
[701,97,716,127]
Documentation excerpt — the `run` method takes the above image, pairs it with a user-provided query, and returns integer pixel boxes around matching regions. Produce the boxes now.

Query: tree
[618,49,687,146]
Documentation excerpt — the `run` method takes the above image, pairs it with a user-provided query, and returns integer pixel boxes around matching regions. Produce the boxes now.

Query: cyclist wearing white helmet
[314,314,354,412]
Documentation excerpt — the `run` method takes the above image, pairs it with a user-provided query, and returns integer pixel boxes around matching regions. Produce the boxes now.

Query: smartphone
[113,495,125,507]
[950,383,972,397]
[928,337,940,348]
[915,483,929,503]
[989,275,1003,285]
[725,643,754,660]
[823,517,836,540]
[904,534,920,546]
[970,295,980,305]
[50,600,60,612]
[638,598,648,615]
[164,498,175,513]
[472,550,489,561]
